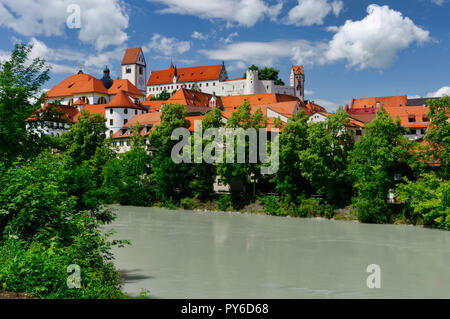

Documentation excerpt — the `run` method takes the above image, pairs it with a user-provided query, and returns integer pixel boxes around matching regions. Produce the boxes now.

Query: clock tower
[121,47,147,95]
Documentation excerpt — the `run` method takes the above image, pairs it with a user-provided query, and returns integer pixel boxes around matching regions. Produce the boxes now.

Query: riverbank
[148,196,423,228]
[0,291,38,299]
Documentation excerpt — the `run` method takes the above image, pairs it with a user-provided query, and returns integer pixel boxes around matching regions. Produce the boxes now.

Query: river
[106,206,450,299]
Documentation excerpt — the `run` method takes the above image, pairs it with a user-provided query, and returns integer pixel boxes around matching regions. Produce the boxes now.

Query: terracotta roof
[292,65,304,76]
[384,106,430,128]
[186,115,206,132]
[73,98,86,106]
[26,103,79,123]
[305,101,326,114]
[121,48,143,65]
[106,90,146,110]
[147,63,223,85]
[222,93,299,110]
[45,73,109,97]
[75,104,107,122]
[142,100,168,112]
[266,101,301,117]
[108,79,145,96]
[351,95,408,109]
[169,88,224,108]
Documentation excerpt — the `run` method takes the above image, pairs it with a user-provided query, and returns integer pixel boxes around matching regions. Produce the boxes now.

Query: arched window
[68,98,74,106]
[80,96,89,104]
[97,96,107,104]
[124,108,128,114]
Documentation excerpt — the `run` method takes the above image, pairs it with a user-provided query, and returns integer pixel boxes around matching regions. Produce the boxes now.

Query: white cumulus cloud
[144,34,191,56]
[326,4,430,69]
[427,86,450,97]
[147,0,282,27]
[0,0,129,50]
[286,0,343,26]
[200,5,429,71]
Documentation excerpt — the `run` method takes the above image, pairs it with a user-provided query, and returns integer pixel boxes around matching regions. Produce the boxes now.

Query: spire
[102,65,113,90]
[78,64,83,74]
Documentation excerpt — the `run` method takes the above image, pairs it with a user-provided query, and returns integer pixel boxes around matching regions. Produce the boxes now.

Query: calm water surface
[106,206,450,299]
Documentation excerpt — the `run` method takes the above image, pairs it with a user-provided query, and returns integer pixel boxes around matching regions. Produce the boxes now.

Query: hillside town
[27,47,441,155]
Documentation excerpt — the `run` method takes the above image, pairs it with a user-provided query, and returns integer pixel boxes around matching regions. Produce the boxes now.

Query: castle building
[121,47,147,95]
[147,62,305,101]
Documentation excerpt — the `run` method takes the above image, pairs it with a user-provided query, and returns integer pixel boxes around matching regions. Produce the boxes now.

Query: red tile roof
[108,79,145,96]
[45,73,144,98]
[46,73,109,97]
[351,95,408,109]
[292,65,304,76]
[384,106,430,128]
[75,104,107,122]
[169,88,224,108]
[121,48,143,65]
[147,63,223,85]
[222,93,299,110]
[26,103,79,123]
[106,90,147,110]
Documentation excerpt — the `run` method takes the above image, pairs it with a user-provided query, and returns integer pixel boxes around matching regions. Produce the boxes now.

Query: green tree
[148,103,191,202]
[424,96,449,179]
[299,108,354,204]
[189,108,224,199]
[102,124,154,206]
[150,90,171,101]
[243,65,285,85]
[272,111,310,201]
[217,100,268,198]
[396,173,449,229]
[348,108,413,223]
[0,44,50,166]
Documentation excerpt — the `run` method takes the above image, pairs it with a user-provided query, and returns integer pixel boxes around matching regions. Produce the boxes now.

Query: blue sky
[0,0,448,111]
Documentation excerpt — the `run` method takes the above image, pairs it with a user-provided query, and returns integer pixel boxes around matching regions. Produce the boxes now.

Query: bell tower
[290,66,304,101]
[121,47,147,95]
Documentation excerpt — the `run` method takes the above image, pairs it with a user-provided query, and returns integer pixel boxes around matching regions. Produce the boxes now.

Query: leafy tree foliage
[348,108,414,223]
[102,124,154,206]
[396,173,449,229]
[243,65,285,85]
[217,100,268,197]
[272,111,310,201]
[150,89,171,101]
[300,108,354,204]
[148,103,191,202]
[0,44,50,166]
[424,96,450,179]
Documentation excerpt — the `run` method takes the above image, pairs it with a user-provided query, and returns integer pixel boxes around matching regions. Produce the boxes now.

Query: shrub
[260,195,284,216]
[217,194,231,211]
[180,197,197,210]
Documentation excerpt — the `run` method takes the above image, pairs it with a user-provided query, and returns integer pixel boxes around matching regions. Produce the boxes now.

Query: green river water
[106,206,450,299]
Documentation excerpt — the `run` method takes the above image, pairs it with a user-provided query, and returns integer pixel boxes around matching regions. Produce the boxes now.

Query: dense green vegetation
[243,65,286,86]
[0,44,449,298]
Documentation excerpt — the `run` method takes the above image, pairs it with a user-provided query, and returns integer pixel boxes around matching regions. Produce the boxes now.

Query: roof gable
[121,47,145,66]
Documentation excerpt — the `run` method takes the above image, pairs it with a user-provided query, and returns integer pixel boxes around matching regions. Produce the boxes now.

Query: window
[126,141,130,146]
[110,108,113,114]
[139,67,143,75]
[408,115,416,123]
[135,110,137,115]
[126,67,132,74]
[124,108,128,114]
[409,129,416,135]
[109,130,113,136]
[110,119,113,126]
[422,116,430,122]
[124,119,128,125]
[421,128,426,135]
[356,129,362,136]
[97,96,107,104]
[120,140,124,146]
[68,99,74,106]
[80,96,89,104]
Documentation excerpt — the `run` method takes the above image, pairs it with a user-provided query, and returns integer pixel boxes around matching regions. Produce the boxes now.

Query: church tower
[290,66,304,101]
[121,47,147,95]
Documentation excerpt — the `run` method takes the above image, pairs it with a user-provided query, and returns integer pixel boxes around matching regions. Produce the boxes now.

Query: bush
[260,195,284,216]
[0,235,127,299]
[180,197,197,210]
[217,194,231,211]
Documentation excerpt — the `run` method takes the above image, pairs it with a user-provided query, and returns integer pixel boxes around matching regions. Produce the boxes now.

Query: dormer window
[408,114,416,123]
[422,116,429,122]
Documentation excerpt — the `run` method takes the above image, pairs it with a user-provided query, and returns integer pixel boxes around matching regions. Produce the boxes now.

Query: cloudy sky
[0,0,449,110]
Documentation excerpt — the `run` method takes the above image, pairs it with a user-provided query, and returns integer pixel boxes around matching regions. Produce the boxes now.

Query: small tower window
[139,67,143,75]
[126,67,132,74]
[124,108,128,114]
[110,119,113,126]
[110,109,113,114]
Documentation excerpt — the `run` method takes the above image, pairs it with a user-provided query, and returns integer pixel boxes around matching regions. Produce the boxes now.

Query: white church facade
[147,62,305,101]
